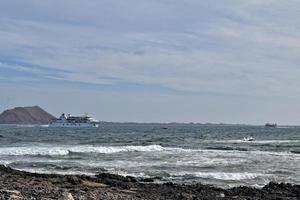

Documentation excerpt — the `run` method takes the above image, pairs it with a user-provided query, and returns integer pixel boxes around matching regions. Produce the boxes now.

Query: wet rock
[0,165,14,173]
[95,173,136,189]
[66,176,81,185]
[262,182,300,198]
[163,182,174,186]
[125,176,138,182]
[96,173,130,182]
[141,178,154,183]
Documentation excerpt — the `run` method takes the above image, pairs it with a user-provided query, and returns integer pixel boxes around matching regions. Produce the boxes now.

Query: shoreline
[0,165,299,199]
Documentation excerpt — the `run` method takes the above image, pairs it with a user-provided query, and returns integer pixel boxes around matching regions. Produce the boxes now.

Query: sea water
[0,124,299,188]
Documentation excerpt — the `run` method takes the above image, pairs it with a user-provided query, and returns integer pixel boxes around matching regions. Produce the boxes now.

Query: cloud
[1,0,300,98]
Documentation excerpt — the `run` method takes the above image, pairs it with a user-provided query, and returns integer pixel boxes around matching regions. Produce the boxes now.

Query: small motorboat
[243,136,255,141]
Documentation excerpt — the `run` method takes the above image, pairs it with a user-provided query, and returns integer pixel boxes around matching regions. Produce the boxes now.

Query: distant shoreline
[1,122,300,128]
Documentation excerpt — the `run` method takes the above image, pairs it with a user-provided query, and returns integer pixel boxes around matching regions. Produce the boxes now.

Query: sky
[1,0,300,124]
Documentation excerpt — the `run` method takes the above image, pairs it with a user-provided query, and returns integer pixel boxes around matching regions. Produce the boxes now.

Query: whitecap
[172,171,269,180]
[0,144,165,156]
[68,144,164,154]
[0,146,69,156]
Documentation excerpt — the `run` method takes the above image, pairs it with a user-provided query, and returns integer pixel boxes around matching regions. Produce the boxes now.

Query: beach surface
[0,165,299,200]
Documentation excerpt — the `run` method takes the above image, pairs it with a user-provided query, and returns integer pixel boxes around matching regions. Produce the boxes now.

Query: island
[0,106,55,124]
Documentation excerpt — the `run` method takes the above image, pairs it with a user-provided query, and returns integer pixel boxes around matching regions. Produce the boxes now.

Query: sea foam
[0,145,165,156]
[0,144,298,157]
[173,172,268,180]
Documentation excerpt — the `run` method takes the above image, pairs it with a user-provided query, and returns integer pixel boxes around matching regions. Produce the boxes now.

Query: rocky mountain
[0,106,55,124]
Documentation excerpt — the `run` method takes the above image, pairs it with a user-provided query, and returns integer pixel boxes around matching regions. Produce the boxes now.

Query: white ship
[48,113,99,128]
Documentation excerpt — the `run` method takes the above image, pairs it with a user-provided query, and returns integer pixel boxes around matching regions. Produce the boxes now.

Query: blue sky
[1,0,300,124]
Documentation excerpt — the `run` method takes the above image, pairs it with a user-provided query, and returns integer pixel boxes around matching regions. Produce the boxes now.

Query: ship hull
[48,122,98,128]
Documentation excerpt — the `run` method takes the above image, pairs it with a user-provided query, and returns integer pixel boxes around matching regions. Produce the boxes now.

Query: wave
[12,167,95,176]
[0,144,206,157]
[218,140,300,144]
[205,147,249,151]
[0,144,298,157]
[165,147,297,157]
[290,150,300,154]
[0,146,69,156]
[172,172,268,181]
[0,145,165,156]
[202,140,300,145]
[68,144,164,154]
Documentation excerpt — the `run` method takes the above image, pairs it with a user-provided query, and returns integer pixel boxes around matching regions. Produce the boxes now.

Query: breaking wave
[0,145,165,156]
[0,144,298,157]
[173,172,268,181]
[205,147,249,151]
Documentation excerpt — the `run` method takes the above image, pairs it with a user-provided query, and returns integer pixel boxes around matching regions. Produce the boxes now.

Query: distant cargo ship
[265,123,277,128]
[48,113,99,127]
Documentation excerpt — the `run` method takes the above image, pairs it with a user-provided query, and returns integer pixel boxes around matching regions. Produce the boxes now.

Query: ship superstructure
[49,113,99,127]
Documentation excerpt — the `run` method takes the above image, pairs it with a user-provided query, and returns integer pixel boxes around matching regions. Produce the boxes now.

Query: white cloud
[2,0,300,123]
[1,1,300,97]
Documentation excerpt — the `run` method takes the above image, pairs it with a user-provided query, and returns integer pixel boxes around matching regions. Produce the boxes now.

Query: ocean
[0,124,299,188]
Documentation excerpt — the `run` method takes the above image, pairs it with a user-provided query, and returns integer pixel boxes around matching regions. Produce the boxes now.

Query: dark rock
[66,176,81,185]
[95,173,136,189]
[139,177,154,183]
[163,182,174,186]
[0,166,299,200]
[125,176,138,182]
[262,182,300,198]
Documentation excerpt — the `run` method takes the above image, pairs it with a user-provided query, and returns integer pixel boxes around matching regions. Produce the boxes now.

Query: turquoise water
[0,124,299,188]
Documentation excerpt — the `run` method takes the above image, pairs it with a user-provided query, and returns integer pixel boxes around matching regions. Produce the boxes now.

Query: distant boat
[243,136,255,141]
[48,113,99,128]
[265,123,277,128]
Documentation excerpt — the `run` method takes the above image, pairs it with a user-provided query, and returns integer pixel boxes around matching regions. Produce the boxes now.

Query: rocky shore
[0,165,299,200]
